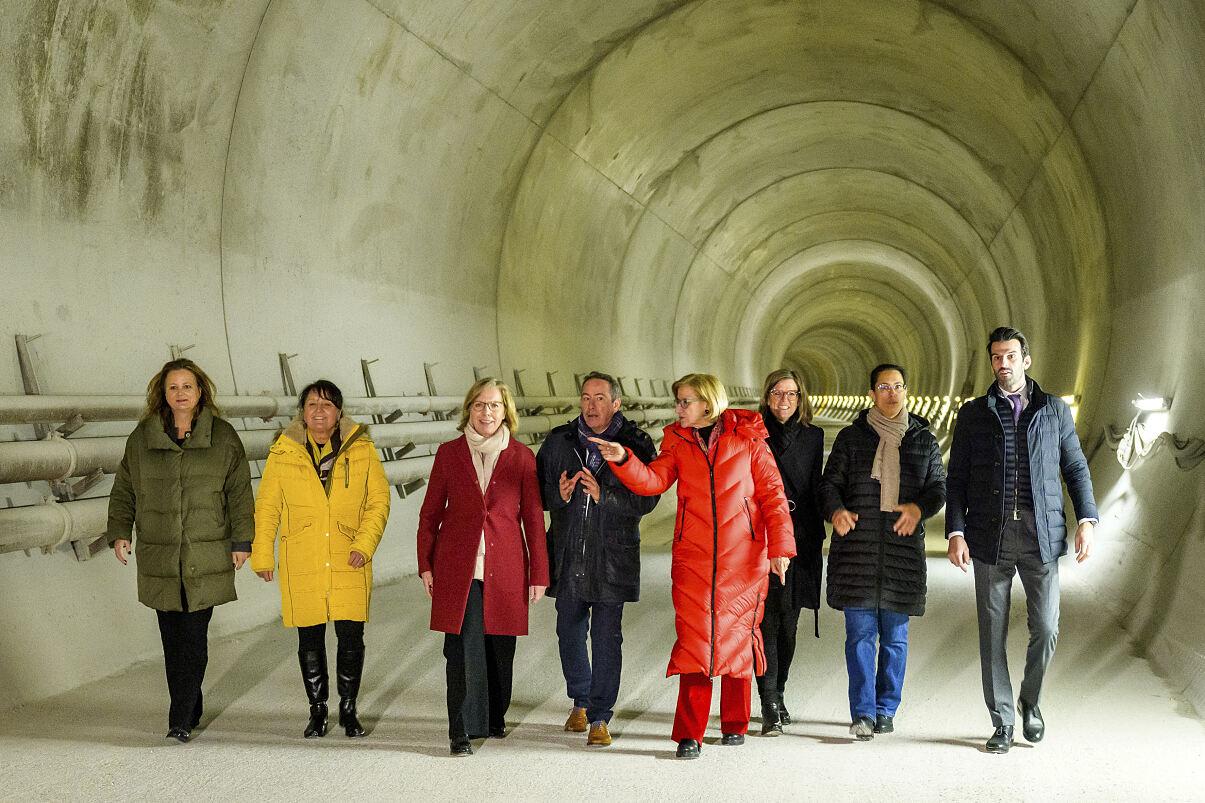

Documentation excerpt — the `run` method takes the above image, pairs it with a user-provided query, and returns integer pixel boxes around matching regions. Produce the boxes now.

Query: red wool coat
[417,435,550,636]
[613,409,795,679]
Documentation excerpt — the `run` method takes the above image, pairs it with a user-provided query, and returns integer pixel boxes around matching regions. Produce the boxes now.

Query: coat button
[325,562,329,567]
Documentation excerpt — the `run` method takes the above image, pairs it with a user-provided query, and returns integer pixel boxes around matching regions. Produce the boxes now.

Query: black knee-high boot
[298,650,329,738]
[337,647,366,737]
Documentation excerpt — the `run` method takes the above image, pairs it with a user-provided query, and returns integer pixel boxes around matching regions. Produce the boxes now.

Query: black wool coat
[819,410,946,617]
[536,416,660,603]
[762,413,827,612]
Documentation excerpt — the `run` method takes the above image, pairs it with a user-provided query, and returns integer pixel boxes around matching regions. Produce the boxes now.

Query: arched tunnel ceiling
[496,0,1117,396]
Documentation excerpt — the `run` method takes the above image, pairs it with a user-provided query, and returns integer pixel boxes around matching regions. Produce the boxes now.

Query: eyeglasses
[875,383,907,392]
[674,398,702,408]
[471,401,504,412]
[769,390,800,400]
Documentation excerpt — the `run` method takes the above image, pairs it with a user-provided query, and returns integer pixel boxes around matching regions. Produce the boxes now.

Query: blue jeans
[843,607,910,721]
[555,595,624,724]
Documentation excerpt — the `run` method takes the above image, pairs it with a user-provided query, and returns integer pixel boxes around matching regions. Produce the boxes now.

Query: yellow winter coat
[252,415,390,627]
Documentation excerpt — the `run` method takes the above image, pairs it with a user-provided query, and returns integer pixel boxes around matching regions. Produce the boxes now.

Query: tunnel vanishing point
[0,0,1202,719]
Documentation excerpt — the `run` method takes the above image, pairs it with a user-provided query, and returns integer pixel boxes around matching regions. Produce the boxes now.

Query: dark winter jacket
[107,408,255,612]
[612,409,795,680]
[945,378,1097,564]
[537,416,659,603]
[819,410,946,617]
[762,414,826,612]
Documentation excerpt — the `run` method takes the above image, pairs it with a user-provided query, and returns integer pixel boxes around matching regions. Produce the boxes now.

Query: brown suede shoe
[587,721,611,746]
[564,707,588,732]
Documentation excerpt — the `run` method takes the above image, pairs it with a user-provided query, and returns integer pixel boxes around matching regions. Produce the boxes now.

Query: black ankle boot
[337,648,366,737]
[298,650,329,738]
[761,701,783,736]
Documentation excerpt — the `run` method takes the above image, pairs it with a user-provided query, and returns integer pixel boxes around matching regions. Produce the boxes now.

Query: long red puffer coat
[612,408,795,679]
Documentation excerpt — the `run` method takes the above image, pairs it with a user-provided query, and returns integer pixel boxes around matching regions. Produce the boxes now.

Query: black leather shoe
[166,727,191,743]
[986,725,1014,753]
[450,734,473,756]
[779,701,791,725]
[304,702,329,738]
[721,732,745,746]
[760,702,783,736]
[849,716,875,740]
[339,698,365,737]
[874,714,894,734]
[676,738,701,758]
[1019,700,1044,743]
[488,725,507,738]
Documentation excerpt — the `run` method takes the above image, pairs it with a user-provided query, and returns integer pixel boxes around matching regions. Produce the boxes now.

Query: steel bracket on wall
[13,334,108,560]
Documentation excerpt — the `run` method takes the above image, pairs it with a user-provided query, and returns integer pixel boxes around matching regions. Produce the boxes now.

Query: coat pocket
[743,498,758,541]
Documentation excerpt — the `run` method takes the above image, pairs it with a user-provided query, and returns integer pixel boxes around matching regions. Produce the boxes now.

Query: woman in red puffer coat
[592,373,794,759]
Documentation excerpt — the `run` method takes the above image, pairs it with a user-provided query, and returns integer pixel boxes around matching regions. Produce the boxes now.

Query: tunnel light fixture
[1132,396,1170,412]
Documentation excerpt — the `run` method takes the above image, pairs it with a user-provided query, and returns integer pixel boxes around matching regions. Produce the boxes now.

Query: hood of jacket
[664,407,768,445]
[276,412,369,455]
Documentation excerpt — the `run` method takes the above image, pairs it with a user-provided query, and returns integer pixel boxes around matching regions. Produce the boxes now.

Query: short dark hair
[298,379,343,412]
[870,363,907,389]
[581,371,622,400]
[987,326,1029,357]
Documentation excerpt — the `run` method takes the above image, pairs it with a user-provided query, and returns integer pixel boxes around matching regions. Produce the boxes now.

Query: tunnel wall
[1,0,1202,715]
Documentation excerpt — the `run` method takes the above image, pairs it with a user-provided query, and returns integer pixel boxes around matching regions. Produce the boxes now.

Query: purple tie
[1008,393,1022,424]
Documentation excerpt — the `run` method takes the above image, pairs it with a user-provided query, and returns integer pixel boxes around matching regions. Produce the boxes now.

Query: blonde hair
[457,377,519,433]
[759,368,814,425]
[672,373,727,423]
[142,359,223,425]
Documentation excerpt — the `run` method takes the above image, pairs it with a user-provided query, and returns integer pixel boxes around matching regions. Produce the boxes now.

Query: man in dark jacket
[820,363,946,742]
[536,371,659,748]
[947,327,1097,754]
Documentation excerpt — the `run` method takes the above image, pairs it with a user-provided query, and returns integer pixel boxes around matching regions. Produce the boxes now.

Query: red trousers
[671,672,751,742]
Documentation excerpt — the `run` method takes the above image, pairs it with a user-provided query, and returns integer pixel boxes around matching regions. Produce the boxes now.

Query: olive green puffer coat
[107,408,255,612]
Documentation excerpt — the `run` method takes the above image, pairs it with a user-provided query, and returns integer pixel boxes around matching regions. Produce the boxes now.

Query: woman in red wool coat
[592,372,794,760]
[417,377,549,757]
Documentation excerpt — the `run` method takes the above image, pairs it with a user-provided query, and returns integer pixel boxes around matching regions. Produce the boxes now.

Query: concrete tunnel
[1,0,1203,789]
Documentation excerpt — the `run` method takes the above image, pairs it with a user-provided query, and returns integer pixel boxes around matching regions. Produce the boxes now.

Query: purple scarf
[577,412,625,473]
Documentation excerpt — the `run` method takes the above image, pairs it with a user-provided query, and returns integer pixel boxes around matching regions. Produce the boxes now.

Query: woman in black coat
[755,368,827,735]
[818,364,945,741]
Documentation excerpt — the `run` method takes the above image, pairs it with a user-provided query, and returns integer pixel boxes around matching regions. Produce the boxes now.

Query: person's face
[580,379,621,435]
[675,386,710,428]
[164,369,201,418]
[469,386,505,438]
[990,340,1031,392]
[767,378,800,423]
[303,391,340,442]
[870,370,908,418]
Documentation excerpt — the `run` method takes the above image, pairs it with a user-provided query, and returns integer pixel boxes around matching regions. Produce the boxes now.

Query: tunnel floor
[4,521,1202,801]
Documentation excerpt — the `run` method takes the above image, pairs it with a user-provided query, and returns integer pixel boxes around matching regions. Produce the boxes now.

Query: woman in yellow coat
[252,380,390,739]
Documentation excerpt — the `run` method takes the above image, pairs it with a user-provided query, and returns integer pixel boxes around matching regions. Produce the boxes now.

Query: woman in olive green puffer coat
[107,359,254,743]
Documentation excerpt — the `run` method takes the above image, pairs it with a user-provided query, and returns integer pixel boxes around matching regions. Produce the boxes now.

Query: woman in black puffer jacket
[819,364,945,742]
[755,368,826,736]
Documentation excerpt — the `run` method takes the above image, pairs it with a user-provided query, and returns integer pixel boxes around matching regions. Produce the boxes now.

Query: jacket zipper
[743,497,756,540]
[702,442,718,677]
[344,457,349,488]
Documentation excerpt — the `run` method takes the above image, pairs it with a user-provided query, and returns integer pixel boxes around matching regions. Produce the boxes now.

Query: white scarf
[867,406,909,512]
[464,424,510,494]
[463,424,510,581]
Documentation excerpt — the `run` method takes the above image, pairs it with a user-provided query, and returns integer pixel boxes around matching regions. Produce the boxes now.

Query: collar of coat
[275,413,367,458]
[665,407,768,445]
[145,406,216,451]
[985,376,1048,412]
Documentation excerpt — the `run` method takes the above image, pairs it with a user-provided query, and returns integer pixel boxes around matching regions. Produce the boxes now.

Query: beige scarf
[464,424,510,581]
[464,423,510,493]
[867,406,909,512]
